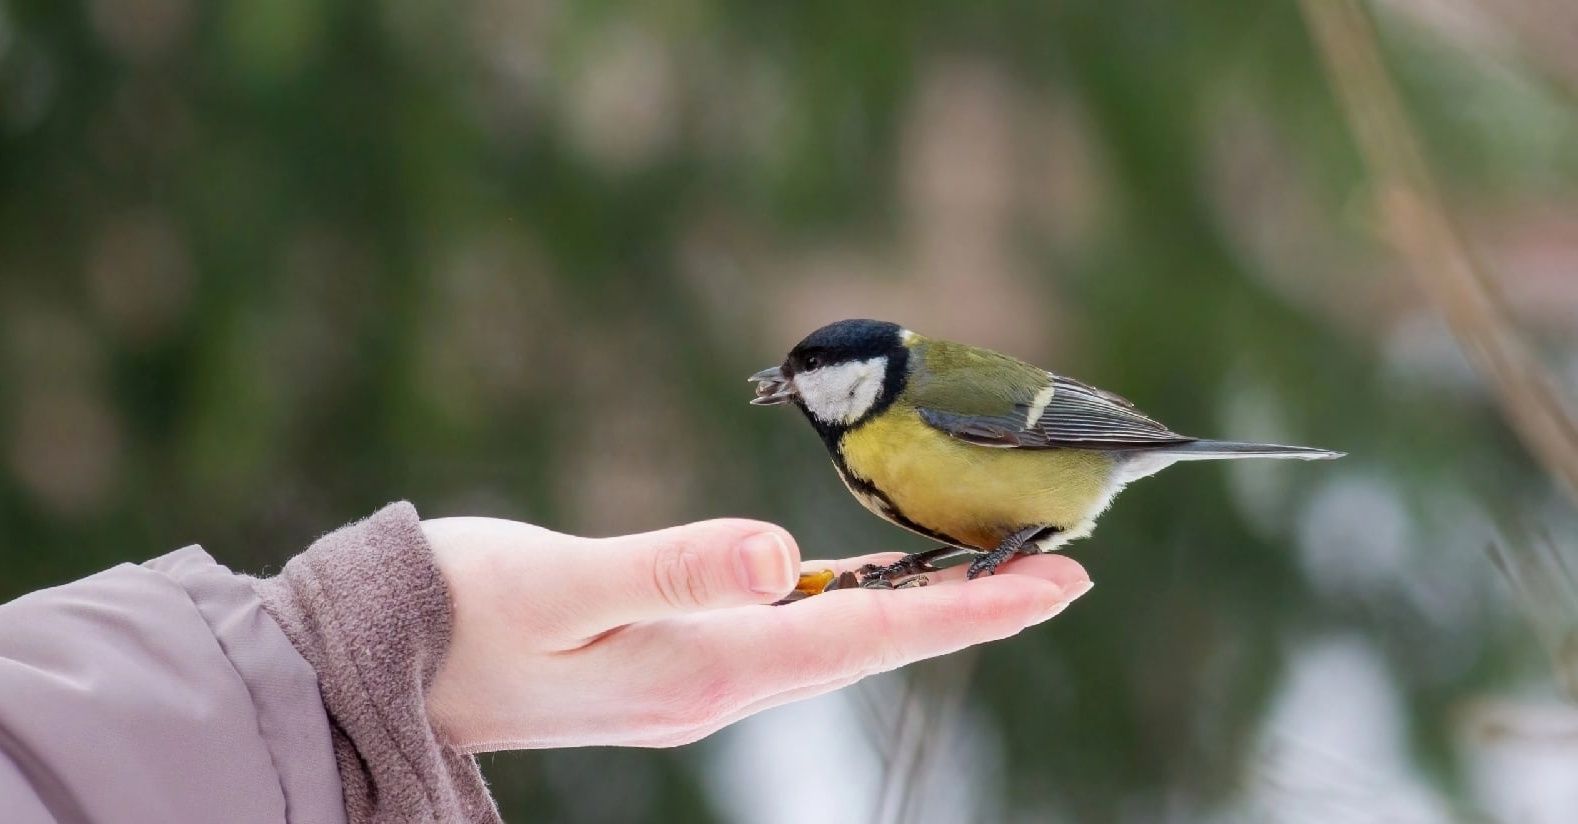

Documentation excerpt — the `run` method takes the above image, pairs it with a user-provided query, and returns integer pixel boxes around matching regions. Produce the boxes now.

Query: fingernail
[737,532,795,595]
[1031,579,1092,625]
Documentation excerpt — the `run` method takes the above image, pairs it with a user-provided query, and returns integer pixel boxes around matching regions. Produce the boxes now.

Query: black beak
[749,366,795,406]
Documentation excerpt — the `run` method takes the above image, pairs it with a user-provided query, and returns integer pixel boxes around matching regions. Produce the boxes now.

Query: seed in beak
[748,366,795,405]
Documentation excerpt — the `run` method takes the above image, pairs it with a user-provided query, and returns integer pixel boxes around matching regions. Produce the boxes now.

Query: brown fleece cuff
[250,502,502,824]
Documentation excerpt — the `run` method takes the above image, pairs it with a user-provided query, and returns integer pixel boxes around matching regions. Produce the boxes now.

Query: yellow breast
[837,406,1116,549]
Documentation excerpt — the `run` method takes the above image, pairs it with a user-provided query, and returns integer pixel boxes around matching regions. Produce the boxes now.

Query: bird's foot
[966,526,1052,579]
[853,561,929,590]
[966,547,1017,579]
[856,546,980,589]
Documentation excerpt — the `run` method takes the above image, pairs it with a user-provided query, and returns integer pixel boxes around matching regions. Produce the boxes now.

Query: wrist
[420,518,530,748]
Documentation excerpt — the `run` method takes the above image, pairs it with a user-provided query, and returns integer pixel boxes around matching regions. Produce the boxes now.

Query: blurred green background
[5,0,1578,820]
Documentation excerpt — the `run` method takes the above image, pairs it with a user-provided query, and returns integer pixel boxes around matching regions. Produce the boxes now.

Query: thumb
[573,519,801,630]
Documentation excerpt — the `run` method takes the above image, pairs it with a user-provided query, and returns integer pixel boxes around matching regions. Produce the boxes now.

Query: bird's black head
[784,319,906,376]
[750,319,912,441]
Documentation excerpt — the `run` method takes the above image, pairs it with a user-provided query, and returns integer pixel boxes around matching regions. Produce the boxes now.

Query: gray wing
[918,374,1194,449]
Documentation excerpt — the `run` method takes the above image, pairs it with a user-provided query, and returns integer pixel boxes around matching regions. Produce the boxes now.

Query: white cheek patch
[795,356,888,425]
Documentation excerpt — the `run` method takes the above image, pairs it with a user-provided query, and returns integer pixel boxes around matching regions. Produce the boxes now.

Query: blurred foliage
[5,0,1578,820]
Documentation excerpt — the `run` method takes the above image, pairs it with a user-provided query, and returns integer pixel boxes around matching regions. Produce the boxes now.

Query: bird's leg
[855,545,980,589]
[966,526,1053,580]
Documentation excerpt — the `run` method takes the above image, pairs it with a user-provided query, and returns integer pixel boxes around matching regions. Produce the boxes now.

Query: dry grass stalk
[1301,0,1578,501]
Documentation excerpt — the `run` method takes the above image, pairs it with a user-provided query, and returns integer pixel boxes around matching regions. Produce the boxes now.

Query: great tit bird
[750,319,1342,589]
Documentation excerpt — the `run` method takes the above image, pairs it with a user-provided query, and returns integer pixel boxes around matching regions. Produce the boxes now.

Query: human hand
[422,517,1092,751]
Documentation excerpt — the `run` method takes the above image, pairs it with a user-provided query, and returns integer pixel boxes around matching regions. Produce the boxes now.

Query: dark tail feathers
[1154,439,1345,461]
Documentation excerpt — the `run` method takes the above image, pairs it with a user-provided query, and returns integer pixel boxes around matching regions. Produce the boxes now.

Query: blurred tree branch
[870,651,981,824]
[1478,0,1578,100]
[1301,0,1578,501]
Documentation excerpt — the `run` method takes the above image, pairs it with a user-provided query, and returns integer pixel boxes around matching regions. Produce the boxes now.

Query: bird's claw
[966,556,999,579]
[966,540,1026,579]
[855,561,932,590]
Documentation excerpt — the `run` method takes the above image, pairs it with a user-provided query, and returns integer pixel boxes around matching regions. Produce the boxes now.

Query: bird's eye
[805,355,820,369]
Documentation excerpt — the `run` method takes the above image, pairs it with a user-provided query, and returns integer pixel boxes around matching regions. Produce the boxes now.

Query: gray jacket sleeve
[0,502,499,824]
[0,547,346,824]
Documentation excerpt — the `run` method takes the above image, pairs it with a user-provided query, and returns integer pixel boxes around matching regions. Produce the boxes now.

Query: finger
[561,519,801,632]
[711,672,865,729]
[622,673,866,748]
[584,557,1084,747]
[688,555,1091,695]
[640,555,1085,707]
[916,551,1082,586]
